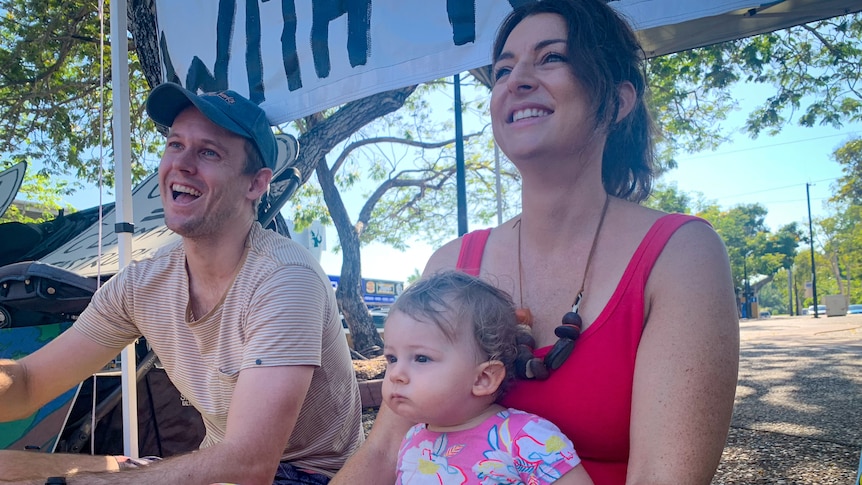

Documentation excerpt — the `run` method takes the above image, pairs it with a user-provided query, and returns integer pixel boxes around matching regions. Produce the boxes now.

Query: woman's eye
[493,66,511,82]
[543,52,566,64]
[201,149,219,158]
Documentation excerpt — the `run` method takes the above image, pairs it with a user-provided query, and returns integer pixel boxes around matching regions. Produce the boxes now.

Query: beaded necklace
[513,193,611,380]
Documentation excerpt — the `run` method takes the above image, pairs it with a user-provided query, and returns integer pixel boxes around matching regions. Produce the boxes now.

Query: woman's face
[490,13,596,165]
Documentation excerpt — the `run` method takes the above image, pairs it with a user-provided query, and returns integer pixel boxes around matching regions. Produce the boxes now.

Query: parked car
[340,310,389,329]
[807,304,827,315]
[847,304,862,315]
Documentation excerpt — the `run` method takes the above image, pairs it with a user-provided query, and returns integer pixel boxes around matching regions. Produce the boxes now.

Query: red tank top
[456,214,706,485]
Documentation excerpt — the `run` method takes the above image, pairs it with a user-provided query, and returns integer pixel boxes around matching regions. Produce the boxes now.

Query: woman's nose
[507,62,537,93]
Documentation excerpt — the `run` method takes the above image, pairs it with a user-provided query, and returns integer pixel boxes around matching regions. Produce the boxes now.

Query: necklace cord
[515,193,612,315]
[572,193,611,312]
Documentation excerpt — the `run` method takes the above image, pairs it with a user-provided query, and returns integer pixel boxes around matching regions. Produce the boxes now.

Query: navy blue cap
[146,83,277,171]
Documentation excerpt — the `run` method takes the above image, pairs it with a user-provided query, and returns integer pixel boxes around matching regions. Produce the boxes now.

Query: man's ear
[473,360,506,397]
[248,167,273,201]
[615,81,636,123]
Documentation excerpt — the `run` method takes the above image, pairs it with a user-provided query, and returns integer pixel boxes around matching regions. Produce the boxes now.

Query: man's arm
[0,327,121,422]
[54,364,314,485]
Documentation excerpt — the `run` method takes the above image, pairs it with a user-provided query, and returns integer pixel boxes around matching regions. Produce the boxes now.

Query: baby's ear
[473,360,506,397]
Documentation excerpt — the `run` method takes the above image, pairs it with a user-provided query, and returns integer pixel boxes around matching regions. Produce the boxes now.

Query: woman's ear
[473,360,506,397]
[615,81,637,123]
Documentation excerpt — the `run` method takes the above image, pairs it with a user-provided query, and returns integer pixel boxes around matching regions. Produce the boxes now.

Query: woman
[332,1,739,483]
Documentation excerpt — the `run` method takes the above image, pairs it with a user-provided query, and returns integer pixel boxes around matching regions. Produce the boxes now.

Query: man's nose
[166,148,196,173]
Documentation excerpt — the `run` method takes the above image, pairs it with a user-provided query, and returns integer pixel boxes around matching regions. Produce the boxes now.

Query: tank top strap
[455,228,493,276]
[623,213,710,289]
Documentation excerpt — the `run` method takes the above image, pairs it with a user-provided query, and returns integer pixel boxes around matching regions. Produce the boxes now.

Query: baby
[383,271,593,484]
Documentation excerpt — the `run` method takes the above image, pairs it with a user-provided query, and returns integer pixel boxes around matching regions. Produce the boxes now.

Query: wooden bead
[514,356,530,380]
[528,358,550,380]
[544,338,574,370]
[515,307,534,326]
[516,344,534,362]
[561,311,583,328]
[515,330,537,348]
[555,324,582,340]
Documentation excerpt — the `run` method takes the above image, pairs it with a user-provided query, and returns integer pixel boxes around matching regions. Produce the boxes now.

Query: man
[0,83,363,485]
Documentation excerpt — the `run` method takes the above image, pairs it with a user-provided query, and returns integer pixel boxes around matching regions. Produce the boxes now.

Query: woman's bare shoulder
[422,236,464,277]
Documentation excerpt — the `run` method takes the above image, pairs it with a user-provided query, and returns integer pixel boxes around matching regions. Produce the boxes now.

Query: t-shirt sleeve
[72,265,142,350]
[239,263,331,370]
[514,414,582,483]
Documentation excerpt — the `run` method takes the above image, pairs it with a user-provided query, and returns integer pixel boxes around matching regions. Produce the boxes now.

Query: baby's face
[382,310,483,427]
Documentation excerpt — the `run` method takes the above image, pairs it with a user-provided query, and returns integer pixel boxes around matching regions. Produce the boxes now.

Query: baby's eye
[384,355,397,364]
[415,355,430,363]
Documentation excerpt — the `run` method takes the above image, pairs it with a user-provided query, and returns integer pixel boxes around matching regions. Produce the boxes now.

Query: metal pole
[807,183,818,318]
[743,254,749,318]
[454,74,467,236]
[787,267,794,316]
[110,0,139,457]
[494,143,502,226]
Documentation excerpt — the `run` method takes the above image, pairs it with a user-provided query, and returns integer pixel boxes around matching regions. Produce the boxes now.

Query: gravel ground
[358,315,862,483]
[712,315,862,484]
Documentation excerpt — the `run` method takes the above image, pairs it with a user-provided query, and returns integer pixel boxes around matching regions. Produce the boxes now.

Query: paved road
[713,314,862,484]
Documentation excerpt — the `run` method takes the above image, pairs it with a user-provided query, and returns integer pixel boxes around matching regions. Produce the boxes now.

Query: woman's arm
[627,221,740,484]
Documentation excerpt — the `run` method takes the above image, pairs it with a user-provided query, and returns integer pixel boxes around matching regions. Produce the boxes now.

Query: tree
[0,162,70,223]
[698,203,801,297]
[0,0,162,186]
[650,12,862,145]
[287,80,521,354]
[644,182,693,214]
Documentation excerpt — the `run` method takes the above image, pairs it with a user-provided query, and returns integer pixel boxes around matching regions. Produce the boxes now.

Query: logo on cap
[210,92,235,104]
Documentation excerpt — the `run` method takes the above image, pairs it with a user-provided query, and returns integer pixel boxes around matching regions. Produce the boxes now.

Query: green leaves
[0,0,160,195]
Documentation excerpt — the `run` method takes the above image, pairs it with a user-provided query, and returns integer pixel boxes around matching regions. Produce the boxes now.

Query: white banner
[153,0,770,125]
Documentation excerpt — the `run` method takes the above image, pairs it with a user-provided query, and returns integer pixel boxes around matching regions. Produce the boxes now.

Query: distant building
[8,199,59,221]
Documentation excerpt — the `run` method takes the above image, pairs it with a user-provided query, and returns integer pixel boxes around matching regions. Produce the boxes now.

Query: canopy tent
[103,0,860,458]
[635,0,862,58]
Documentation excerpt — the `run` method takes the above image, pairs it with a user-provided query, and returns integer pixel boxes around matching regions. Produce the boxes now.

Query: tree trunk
[317,155,384,356]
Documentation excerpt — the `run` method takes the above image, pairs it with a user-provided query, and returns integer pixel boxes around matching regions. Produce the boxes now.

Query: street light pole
[807,183,819,318]
[743,251,753,318]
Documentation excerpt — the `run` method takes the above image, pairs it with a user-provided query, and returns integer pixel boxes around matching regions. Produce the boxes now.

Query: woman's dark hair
[390,271,524,397]
[492,0,656,203]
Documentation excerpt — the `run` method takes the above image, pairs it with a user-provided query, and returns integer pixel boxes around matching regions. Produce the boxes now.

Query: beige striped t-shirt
[73,223,363,476]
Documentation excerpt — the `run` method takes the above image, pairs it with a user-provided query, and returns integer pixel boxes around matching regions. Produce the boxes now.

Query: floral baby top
[395,408,581,484]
